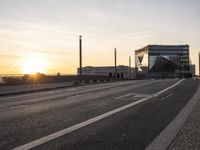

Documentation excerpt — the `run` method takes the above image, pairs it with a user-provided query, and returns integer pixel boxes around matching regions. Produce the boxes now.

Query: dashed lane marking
[114,93,134,99]
[161,93,174,100]
[133,94,152,98]
[67,93,93,99]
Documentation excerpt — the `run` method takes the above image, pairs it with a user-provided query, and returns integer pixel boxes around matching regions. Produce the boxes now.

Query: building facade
[190,64,196,77]
[199,52,200,76]
[135,45,190,78]
[77,65,135,79]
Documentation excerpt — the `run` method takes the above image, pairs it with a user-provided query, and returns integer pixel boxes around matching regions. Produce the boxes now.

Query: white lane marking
[133,94,152,98]
[12,79,184,150]
[66,88,76,91]
[0,80,157,101]
[114,93,134,99]
[47,91,55,94]
[161,93,174,100]
[67,93,92,99]
[0,105,27,112]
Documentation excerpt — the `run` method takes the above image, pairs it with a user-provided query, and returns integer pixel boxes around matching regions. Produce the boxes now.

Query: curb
[0,84,75,97]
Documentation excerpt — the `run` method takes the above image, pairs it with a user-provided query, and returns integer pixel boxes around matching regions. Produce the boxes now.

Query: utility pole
[79,35,82,76]
[129,56,131,80]
[114,48,117,78]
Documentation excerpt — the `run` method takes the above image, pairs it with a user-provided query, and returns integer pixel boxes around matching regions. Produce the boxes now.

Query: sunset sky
[0,0,200,75]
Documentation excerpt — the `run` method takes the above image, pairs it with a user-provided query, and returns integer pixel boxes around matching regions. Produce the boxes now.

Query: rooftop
[135,44,189,53]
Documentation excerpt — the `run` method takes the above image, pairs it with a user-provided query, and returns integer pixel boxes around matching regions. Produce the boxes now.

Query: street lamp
[78,35,83,83]
[129,56,131,80]
[114,48,117,78]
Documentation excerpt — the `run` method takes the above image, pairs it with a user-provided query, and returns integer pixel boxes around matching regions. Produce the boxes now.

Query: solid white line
[12,79,184,150]
[114,93,134,99]
[156,80,183,95]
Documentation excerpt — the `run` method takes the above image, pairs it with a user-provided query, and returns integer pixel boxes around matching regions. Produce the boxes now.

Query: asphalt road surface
[0,79,199,150]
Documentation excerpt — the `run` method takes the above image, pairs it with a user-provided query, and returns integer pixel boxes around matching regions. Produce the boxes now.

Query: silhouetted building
[77,65,135,79]
[135,45,190,78]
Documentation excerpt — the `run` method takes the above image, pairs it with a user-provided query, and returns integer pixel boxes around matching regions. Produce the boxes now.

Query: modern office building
[190,64,196,77]
[77,65,135,79]
[135,45,190,78]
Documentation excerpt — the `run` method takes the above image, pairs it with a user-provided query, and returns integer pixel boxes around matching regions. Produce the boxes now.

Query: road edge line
[12,79,184,150]
[146,80,200,150]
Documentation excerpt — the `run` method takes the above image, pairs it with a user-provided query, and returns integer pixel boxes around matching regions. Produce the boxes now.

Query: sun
[21,57,48,74]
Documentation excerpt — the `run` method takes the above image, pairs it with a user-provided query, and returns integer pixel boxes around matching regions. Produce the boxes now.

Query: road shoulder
[146,80,200,150]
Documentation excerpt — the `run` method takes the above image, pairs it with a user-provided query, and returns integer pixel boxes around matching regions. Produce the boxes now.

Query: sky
[0,0,200,75]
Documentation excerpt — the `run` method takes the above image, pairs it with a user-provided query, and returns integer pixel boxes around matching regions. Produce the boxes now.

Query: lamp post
[114,48,117,78]
[129,56,131,80]
[79,35,82,76]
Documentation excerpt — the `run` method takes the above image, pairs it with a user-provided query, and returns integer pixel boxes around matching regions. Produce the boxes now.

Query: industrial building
[77,65,135,79]
[135,45,190,78]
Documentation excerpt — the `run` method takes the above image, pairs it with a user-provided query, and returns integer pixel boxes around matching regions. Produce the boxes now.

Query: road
[0,79,199,150]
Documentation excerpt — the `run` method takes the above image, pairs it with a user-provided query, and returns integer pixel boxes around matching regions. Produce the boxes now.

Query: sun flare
[21,55,48,74]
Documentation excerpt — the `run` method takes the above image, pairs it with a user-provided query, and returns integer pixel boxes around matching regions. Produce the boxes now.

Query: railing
[0,73,74,83]
[0,74,113,85]
[0,74,23,83]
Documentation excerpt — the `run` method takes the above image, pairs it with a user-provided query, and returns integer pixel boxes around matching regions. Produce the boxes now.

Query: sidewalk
[0,79,117,96]
[0,81,74,96]
[169,89,200,150]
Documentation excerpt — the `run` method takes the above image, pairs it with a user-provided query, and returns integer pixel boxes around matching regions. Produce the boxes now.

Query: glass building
[135,45,190,78]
